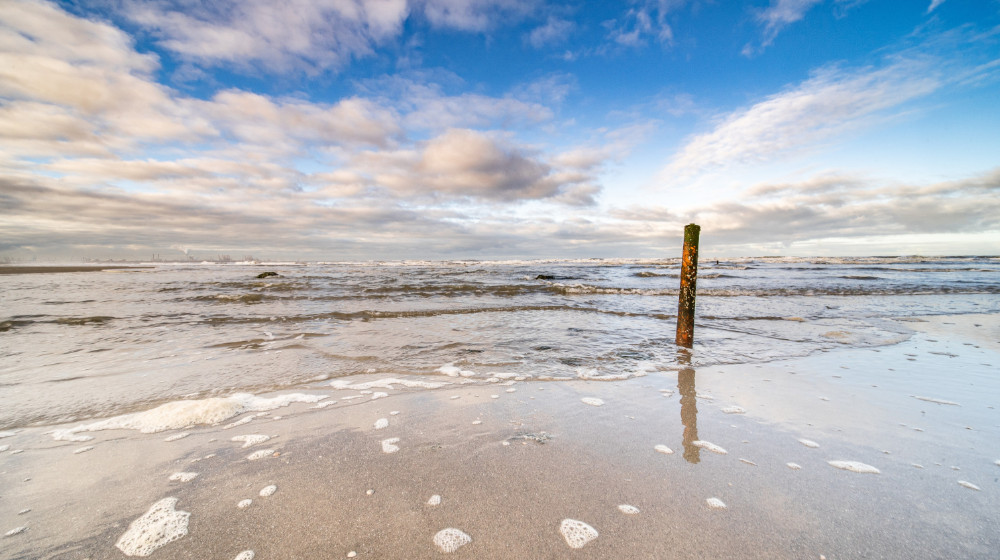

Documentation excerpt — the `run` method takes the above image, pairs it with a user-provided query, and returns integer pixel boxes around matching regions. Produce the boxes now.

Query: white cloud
[604,0,687,49]
[742,0,822,57]
[662,56,942,180]
[527,16,573,48]
[926,0,947,14]
[419,0,536,32]
[124,0,409,73]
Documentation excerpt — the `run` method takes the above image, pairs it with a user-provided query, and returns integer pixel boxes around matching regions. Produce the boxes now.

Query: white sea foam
[560,519,598,549]
[693,440,727,454]
[449,395,460,400]
[223,416,255,430]
[374,418,389,430]
[234,551,254,560]
[798,439,820,448]
[52,393,326,440]
[739,458,757,466]
[381,437,400,454]
[828,461,880,474]
[115,497,189,557]
[390,410,400,415]
[169,472,198,482]
[237,499,252,509]
[581,397,604,406]
[506,388,516,393]
[10,449,23,454]
[786,462,802,470]
[164,432,190,442]
[427,494,441,506]
[655,444,674,455]
[0,430,17,439]
[437,365,476,378]
[706,498,727,509]
[913,396,960,406]
[232,434,271,448]
[0,444,8,452]
[247,449,274,460]
[259,485,277,497]
[331,377,448,390]
[618,504,640,515]
[18,509,30,515]
[371,392,388,400]
[311,401,336,408]
[74,445,94,454]
[958,481,981,491]
[5,526,27,537]
[433,528,471,553]
[721,406,745,414]
[472,420,482,425]
[491,395,500,399]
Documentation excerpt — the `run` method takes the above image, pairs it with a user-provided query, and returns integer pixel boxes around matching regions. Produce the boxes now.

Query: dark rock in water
[256,271,280,279]
[536,274,556,280]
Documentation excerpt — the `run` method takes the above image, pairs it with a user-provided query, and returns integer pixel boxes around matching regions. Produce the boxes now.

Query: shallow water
[1,256,998,428]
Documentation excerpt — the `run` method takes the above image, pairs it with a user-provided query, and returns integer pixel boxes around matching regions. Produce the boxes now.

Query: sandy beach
[1,313,997,559]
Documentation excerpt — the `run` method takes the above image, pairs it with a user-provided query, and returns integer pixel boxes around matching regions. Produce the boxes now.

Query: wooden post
[675,223,700,348]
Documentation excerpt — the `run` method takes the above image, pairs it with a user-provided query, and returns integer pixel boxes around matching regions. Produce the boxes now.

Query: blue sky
[2,0,999,260]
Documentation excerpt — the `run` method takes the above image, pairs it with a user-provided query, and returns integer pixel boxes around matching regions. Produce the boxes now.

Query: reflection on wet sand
[678,365,700,464]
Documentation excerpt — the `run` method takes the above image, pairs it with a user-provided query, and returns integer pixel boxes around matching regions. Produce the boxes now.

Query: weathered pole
[675,223,700,348]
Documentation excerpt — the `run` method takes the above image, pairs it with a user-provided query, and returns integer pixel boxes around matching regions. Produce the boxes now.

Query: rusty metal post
[675,223,700,348]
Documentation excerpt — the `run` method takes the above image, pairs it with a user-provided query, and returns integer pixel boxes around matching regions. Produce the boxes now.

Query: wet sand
[0,266,153,275]
[1,314,997,559]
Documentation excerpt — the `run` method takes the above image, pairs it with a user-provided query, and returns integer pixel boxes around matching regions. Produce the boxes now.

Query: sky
[1,0,999,261]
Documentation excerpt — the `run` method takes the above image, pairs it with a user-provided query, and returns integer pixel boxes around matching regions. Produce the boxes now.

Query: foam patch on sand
[237,499,252,509]
[798,439,820,448]
[913,396,960,406]
[787,463,802,470]
[693,440,727,454]
[433,528,471,553]
[231,435,270,448]
[958,481,981,491]
[828,461,880,474]
[382,437,400,454]
[721,406,746,414]
[739,458,757,466]
[259,485,277,497]
[560,519,598,549]
[164,432,190,442]
[74,445,94,454]
[331,377,448,390]
[0,430,16,439]
[427,494,441,506]
[234,551,254,560]
[706,498,727,509]
[371,391,388,400]
[247,449,274,460]
[169,472,199,482]
[374,418,389,430]
[223,416,254,430]
[51,393,327,440]
[581,398,604,406]
[311,401,336,408]
[618,504,640,515]
[655,445,674,455]
[115,497,189,557]
[5,526,27,537]
[437,365,476,378]
[0,444,8,452]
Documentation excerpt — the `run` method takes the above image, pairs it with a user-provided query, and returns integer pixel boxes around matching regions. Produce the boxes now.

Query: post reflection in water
[677,353,700,464]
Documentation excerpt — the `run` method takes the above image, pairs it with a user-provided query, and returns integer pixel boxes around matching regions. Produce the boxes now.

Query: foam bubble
[223,416,254,430]
[164,432,190,442]
[706,498,727,509]
[692,440,727,454]
[231,435,271,448]
[237,499,252,509]
[347,551,357,557]
[491,395,500,399]
[449,396,461,400]
[654,445,674,455]
[560,519,598,549]
[259,485,277,497]
[381,438,400,454]
[786,463,802,470]
[115,497,189,557]
[234,551,254,560]
[18,509,30,515]
[581,398,604,407]
[247,449,275,461]
[437,365,475,378]
[371,392,388,400]
[798,439,820,448]
[828,461,880,474]
[618,504,640,515]
[169,472,199,482]
[312,401,336,409]
[506,388,516,393]
[390,411,400,415]
[374,418,389,430]
[433,528,471,553]
[995,460,1000,467]
[74,446,95,454]
[958,480,981,491]
[5,526,27,537]
[721,406,745,414]
[472,420,482,425]
[52,393,326,440]
[427,494,441,506]
[331,377,450,391]
[739,458,757,466]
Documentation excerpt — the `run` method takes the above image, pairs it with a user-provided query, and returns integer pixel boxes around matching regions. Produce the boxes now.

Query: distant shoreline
[0,265,154,275]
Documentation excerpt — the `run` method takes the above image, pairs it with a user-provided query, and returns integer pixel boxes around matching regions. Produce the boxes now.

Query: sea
[2,256,998,431]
